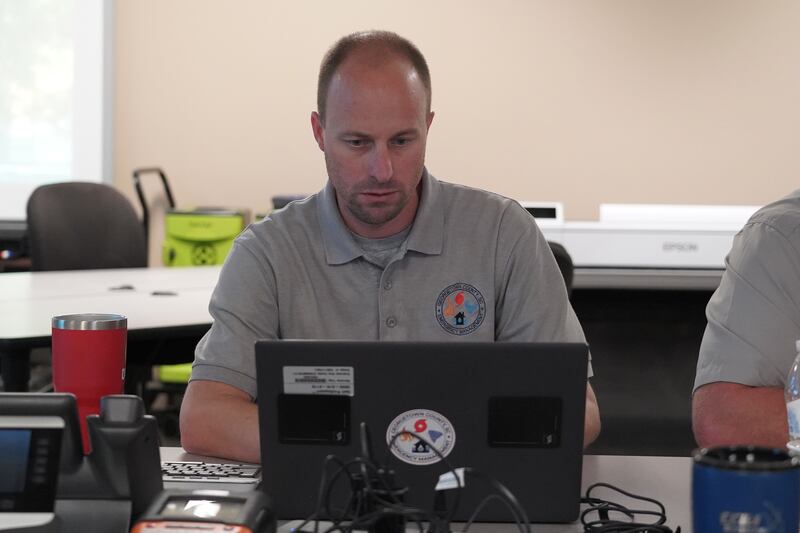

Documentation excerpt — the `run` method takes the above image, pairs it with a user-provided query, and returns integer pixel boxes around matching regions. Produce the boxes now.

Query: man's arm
[584,382,600,447]
[491,205,601,446]
[180,380,260,463]
[693,381,788,449]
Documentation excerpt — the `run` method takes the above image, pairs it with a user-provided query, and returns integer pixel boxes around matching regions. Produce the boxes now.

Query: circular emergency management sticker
[385,409,456,466]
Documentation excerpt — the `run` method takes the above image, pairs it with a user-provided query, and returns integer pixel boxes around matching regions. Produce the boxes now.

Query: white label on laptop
[435,468,467,490]
[282,366,354,396]
[386,409,456,465]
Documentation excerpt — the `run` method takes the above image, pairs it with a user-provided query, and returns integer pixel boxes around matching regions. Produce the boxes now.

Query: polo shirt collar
[318,181,362,265]
[406,169,444,256]
[317,168,444,265]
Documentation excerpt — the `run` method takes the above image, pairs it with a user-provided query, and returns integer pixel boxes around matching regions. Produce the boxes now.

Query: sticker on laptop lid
[282,366,354,396]
[435,468,466,490]
[386,409,456,465]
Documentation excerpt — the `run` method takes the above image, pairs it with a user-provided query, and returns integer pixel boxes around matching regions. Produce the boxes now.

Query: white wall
[112,1,800,263]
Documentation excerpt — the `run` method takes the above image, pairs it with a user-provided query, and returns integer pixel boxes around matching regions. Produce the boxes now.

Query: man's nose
[369,144,394,182]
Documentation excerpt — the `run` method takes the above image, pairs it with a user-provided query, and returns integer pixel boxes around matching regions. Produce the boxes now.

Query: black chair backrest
[27,182,147,271]
[548,241,574,296]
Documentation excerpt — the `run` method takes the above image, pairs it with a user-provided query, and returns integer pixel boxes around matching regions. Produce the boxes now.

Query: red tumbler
[52,313,127,454]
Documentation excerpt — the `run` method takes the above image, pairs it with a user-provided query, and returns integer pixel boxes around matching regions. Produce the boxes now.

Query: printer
[522,202,761,270]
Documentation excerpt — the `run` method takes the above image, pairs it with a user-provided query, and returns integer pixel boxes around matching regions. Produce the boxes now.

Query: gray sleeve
[494,204,592,377]
[694,222,800,391]
[191,234,279,399]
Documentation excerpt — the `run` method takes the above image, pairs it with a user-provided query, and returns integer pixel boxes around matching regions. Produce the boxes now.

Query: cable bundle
[290,425,681,533]
[580,483,681,533]
[290,424,530,533]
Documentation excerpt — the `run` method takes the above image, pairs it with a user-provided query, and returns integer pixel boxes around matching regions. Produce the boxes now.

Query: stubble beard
[344,185,409,226]
[326,154,412,227]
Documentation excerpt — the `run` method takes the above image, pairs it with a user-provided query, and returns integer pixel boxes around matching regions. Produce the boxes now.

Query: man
[180,30,600,462]
[693,189,800,448]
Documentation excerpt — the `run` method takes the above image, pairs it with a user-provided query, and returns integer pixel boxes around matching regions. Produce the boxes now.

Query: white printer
[522,202,761,270]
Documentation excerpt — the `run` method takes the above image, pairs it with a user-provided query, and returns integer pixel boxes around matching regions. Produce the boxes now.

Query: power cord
[385,427,462,532]
[290,428,680,533]
[458,468,531,533]
[579,482,681,533]
[292,426,442,533]
[291,423,531,533]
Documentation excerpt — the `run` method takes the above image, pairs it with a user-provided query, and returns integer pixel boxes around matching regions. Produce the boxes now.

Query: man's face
[311,53,434,238]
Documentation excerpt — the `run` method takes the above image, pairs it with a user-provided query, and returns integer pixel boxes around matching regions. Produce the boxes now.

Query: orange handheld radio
[130,489,274,533]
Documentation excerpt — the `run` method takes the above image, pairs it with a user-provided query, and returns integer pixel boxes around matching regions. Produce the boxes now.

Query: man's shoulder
[254,193,318,230]
[430,177,538,246]
[239,193,320,249]
[747,189,800,240]
[435,178,522,214]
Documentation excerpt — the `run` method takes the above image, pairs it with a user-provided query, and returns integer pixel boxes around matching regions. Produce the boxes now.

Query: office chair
[26,182,147,271]
[548,241,574,297]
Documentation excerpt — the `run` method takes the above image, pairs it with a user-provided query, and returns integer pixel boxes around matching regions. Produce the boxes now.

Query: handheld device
[130,489,275,533]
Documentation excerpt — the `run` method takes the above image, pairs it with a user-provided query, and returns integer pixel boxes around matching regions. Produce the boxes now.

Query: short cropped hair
[317,30,432,122]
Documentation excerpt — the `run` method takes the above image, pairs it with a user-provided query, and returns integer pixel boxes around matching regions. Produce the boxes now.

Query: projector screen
[0,0,112,221]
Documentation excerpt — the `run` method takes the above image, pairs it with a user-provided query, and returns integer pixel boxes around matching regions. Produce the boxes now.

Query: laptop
[255,340,588,523]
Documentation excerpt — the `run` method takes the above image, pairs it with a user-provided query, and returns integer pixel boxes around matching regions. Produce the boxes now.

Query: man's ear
[311,111,325,151]
[426,111,435,131]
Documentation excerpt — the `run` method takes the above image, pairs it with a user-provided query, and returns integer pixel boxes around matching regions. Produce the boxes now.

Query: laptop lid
[255,340,588,523]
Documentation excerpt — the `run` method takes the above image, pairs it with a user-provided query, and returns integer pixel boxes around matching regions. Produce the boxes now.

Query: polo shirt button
[386,316,397,328]
[383,280,393,290]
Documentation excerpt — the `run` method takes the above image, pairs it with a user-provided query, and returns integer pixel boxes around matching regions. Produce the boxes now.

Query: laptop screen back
[255,340,588,523]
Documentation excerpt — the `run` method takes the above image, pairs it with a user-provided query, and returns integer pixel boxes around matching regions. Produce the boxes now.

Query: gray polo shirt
[694,189,800,391]
[192,171,587,398]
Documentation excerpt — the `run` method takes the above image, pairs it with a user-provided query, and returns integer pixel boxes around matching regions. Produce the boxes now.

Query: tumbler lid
[693,446,800,471]
[52,314,127,330]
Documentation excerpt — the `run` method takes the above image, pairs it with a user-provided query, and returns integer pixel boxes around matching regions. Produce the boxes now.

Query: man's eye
[346,139,365,148]
[392,137,410,146]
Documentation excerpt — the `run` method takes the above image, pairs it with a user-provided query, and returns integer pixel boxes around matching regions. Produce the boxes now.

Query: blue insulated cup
[693,446,800,533]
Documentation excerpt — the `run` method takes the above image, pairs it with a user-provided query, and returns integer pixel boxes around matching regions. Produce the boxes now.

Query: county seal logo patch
[435,282,486,335]
[386,409,456,465]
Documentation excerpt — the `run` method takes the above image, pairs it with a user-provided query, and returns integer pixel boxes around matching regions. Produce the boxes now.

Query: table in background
[573,267,722,291]
[161,448,692,533]
[0,266,221,391]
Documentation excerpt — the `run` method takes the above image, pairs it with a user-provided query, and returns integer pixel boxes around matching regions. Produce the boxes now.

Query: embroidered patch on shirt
[435,282,486,335]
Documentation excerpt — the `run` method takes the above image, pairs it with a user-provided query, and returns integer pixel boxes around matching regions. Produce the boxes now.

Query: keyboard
[161,461,261,484]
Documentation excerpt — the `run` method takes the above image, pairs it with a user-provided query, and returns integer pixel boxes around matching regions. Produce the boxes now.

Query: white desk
[0,266,221,391]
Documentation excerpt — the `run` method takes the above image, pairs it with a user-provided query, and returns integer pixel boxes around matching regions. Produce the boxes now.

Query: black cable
[349,507,427,533]
[383,432,530,533]
[293,454,350,533]
[295,455,380,533]
[579,482,680,533]
[461,495,525,533]
[293,424,533,533]
[357,429,409,511]
[457,468,531,533]
[299,428,454,533]
[324,459,364,522]
[385,429,463,531]
[314,455,428,533]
